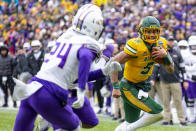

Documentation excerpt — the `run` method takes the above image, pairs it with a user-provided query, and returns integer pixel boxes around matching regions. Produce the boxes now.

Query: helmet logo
[76,10,95,30]
[76,19,82,29]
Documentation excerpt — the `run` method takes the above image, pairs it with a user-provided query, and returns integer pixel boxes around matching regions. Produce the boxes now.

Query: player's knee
[157,104,163,113]
[149,103,163,114]
[82,118,99,128]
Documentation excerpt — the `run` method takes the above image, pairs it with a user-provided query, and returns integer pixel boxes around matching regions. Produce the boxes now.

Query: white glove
[138,90,148,99]
[102,59,122,76]
[2,76,7,84]
[100,85,111,97]
[72,89,85,109]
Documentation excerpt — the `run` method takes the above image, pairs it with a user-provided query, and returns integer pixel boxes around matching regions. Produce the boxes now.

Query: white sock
[89,97,94,106]
[127,112,163,131]
[182,97,187,118]
[115,121,130,131]
[107,107,111,112]
[187,107,195,121]
[72,126,80,131]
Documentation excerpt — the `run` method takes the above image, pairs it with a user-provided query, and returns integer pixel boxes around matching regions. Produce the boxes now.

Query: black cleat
[170,120,173,125]
[162,122,169,125]
[180,122,187,126]
[2,104,8,107]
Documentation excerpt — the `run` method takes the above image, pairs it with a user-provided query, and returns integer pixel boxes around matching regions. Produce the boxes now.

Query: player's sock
[115,121,129,131]
[182,97,188,119]
[127,112,163,131]
[36,116,51,131]
[89,97,94,106]
[187,98,195,122]
[187,107,195,122]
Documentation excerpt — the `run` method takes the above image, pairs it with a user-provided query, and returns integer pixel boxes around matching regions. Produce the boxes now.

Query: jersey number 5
[140,62,154,75]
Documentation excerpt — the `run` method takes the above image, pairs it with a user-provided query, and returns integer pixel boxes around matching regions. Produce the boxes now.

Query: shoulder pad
[57,29,103,57]
[83,36,103,58]
[57,27,75,43]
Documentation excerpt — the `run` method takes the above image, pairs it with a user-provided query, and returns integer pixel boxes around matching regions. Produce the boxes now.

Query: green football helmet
[139,16,161,44]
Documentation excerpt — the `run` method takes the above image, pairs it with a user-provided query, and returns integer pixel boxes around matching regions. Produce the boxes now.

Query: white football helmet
[72,4,104,40]
[178,40,188,48]
[0,42,4,47]
[31,40,41,47]
[23,42,30,48]
[189,40,196,54]
[188,35,196,42]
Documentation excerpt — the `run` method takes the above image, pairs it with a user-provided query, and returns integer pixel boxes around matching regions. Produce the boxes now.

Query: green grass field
[0,108,196,131]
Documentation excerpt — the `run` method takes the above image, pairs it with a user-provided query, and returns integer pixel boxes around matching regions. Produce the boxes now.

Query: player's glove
[138,90,148,99]
[72,89,85,109]
[100,85,111,97]
[102,59,122,76]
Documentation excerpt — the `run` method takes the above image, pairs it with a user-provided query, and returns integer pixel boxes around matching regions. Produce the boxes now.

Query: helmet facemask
[179,46,188,50]
[139,16,161,44]
[140,26,161,44]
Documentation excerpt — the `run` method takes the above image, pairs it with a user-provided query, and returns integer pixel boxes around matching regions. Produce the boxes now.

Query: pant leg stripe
[123,90,152,112]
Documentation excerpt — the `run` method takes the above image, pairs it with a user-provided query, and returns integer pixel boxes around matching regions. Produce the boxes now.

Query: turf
[0,108,196,131]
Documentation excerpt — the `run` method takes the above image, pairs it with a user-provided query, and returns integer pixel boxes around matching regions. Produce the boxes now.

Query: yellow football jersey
[123,37,167,83]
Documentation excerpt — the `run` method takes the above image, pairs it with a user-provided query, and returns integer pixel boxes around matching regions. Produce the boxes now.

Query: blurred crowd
[0,0,196,55]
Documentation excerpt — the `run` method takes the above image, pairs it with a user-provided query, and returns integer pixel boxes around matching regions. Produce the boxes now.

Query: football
[151,47,165,64]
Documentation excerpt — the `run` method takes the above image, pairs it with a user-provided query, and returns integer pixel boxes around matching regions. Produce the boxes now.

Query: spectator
[93,42,114,114]
[159,36,188,126]
[185,37,196,123]
[112,42,125,123]
[0,45,17,107]
[23,42,31,56]
[15,46,32,83]
[149,64,163,104]
[27,40,45,76]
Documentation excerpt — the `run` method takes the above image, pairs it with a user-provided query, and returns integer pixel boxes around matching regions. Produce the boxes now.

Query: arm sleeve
[78,48,96,90]
[74,69,105,84]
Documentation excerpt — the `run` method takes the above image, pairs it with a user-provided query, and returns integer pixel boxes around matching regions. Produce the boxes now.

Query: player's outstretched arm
[72,48,96,109]
[151,47,174,73]
[110,51,133,98]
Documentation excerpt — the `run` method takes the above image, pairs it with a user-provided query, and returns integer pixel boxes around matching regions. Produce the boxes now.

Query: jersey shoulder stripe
[125,44,137,54]
[124,38,138,56]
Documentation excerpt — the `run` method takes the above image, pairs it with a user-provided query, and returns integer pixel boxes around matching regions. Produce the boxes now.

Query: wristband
[113,86,120,89]
[112,82,119,89]
[163,53,173,65]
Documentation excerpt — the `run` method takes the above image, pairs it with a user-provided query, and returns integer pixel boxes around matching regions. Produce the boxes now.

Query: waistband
[121,77,152,92]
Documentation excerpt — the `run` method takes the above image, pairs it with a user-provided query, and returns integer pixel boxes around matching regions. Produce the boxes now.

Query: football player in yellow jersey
[110,16,174,131]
